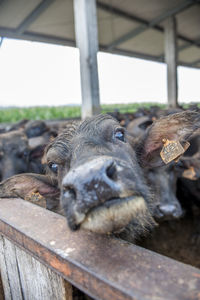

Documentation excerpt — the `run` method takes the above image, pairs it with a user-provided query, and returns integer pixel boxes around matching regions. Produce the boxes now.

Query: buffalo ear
[136,111,200,168]
[0,173,60,209]
[28,145,46,174]
[29,144,45,160]
[177,157,200,180]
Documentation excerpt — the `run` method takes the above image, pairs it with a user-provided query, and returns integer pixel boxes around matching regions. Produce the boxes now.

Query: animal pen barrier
[0,198,199,300]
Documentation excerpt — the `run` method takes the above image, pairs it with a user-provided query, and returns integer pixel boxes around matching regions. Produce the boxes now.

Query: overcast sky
[0,38,199,107]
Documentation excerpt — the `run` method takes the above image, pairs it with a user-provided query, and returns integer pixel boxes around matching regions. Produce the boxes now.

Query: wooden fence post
[0,269,4,300]
[0,235,72,300]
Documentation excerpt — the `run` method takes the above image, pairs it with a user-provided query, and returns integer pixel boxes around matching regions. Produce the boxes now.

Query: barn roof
[0,0,200,68]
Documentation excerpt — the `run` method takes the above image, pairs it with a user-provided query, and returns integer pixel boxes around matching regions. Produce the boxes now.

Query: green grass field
[0,102,197,123]
[0,103,166,123]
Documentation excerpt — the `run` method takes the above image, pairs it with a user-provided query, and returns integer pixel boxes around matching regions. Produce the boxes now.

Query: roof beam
[0,27,199,69]
[190,58,200,67]
[158,36,200,61]
[0,27,75,46]
[106,0,196,50]
[98,1,200,50]
[178,43,193,52]
[100,44,200,69]
[97,1,162,30]
[100,45,163,62]
[16,0,55,35]
[178,36,200,52]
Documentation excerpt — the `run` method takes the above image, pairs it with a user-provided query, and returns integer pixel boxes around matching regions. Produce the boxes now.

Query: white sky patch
[0,38,199,107]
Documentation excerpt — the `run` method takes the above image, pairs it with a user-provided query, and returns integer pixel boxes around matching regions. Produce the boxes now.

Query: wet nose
[62,157,120,206]
[155,203,183,219]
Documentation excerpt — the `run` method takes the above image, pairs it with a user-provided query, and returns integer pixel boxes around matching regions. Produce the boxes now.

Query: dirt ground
[137,207,200,269]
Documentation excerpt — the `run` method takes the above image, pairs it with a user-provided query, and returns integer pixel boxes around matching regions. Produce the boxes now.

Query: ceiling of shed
[0,0,199,68]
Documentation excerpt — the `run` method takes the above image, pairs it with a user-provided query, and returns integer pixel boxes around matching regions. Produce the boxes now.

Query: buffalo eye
[18,150,29,158]
[23,150,29,157]
[49,162,58,174]
[114,129,125,142]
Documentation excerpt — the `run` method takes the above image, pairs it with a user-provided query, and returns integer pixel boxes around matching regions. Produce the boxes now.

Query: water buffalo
[147,164,183,220]
[0,120,59,181]
[127,115,183,220]
[0,111,200,241]
[0,128,46,181]
[127,116,153,138]
[176,129,200,208]
[0,130,30,181]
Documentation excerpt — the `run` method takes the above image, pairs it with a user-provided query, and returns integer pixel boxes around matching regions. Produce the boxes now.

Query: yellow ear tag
[25,191,46,208]
[30,191,44,201]
[160,138,186,164]
[183,166,197,181]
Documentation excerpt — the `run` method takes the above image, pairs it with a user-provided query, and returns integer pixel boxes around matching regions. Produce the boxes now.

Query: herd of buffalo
[0,105,200,268]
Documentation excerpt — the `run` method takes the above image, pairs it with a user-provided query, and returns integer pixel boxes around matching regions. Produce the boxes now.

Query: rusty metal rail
[0,198,200,300]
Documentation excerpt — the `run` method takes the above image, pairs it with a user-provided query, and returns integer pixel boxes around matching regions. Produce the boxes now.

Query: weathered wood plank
[0,235,22,300]
[0,264,4,300]
[0,235,72,300]
[0,198,199,300]
[15,244,72,300]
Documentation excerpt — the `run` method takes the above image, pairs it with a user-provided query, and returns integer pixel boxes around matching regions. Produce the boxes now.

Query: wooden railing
[0,198,200,300]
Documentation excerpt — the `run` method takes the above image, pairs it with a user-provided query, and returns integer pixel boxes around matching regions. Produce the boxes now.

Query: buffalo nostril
[172,207,183,218]
[159,204,177,216]
[70,223,80,231]
[106,163,117,181]
[63,187,76,200]
[154,206,164,218]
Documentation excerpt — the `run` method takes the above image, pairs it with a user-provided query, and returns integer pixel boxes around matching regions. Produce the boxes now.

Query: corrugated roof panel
[0,0,41,28]
[28,0,75,39]
[118,29,164,56]
[176,5,200,40]
[179,46,200,63]
[99,0,184,22]
[98,8,140,45]
[177,39,188,47]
